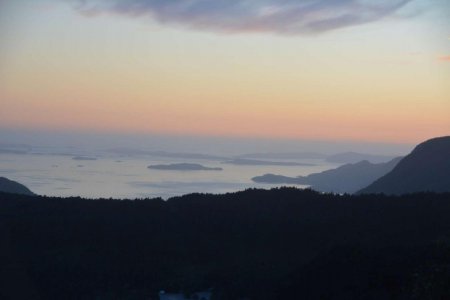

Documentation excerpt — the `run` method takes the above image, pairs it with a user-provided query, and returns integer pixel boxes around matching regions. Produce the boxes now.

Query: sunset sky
[1,0,449,144]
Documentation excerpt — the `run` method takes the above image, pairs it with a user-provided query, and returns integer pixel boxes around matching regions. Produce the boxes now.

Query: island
[148,163,223,171]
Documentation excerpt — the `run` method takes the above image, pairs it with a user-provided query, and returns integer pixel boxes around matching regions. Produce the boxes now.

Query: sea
[1,130,410,199]
[0,150,339,199]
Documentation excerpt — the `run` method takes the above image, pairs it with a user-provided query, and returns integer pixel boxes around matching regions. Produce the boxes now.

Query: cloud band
[71,0,413,35]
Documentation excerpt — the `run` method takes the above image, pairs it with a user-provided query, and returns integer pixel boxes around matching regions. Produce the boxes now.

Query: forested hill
[1,188,450,299]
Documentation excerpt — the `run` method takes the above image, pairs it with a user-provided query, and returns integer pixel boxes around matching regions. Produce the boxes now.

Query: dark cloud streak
[70,0,414,35]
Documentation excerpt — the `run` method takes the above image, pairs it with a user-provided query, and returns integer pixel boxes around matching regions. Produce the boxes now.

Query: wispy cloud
[70,0,414,35]
[438,55,450,62]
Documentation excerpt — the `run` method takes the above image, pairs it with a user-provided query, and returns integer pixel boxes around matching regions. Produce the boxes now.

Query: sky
[0,0,449,145]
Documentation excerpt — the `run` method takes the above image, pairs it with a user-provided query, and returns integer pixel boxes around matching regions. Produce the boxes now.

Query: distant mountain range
[253,136,450,195]
[358,136,450,194]
[72,156,97,161]
[253,157,402,194]
[240,151,396,164]
[108,148,398,164]
[238,152,327,160]
[0,177,35,196]
[148,163,223,171]
[325,152,397,164]
[223,158,314,166]
[0,142,31,154]
[1,144,399,166]
[108,148,227,160]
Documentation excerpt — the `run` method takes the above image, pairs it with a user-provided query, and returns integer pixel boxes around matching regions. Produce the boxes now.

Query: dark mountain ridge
[359,136,450,194]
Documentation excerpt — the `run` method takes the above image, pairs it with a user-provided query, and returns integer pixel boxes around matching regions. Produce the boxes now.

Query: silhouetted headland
[359,136,450,194]
[0,177,35,196]
[253,157,401,193]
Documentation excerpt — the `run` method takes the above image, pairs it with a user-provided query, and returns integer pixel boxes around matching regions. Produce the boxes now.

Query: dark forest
[2,188,450,299]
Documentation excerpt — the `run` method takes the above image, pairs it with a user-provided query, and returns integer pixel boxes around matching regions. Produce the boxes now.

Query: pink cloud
[438,55,450,62]
[70,0,413,35]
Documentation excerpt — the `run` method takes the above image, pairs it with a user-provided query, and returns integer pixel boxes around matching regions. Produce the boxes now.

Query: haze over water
[0,130,413,199]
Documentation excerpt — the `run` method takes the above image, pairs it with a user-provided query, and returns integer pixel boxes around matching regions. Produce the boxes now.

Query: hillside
[253,157,401,193]
[359,136,450,194]
[1,189,450,299]
[0,177,35,196]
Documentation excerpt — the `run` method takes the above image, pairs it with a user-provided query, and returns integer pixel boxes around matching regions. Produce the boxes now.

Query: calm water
[0,152,339,199]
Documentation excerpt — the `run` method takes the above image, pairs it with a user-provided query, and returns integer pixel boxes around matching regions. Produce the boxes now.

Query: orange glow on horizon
[0,1,449,145]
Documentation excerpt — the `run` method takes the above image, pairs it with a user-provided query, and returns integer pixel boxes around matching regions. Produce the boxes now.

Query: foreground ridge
[1,188,450,299]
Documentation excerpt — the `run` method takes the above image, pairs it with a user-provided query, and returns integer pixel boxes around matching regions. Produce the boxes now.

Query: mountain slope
[0,177,35,196]
[358,136,450,195]
[253,157,401,193]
